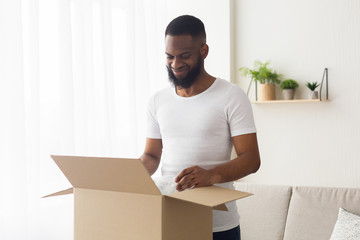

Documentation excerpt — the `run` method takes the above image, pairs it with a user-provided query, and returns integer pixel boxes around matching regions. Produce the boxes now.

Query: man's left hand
[175,166,215,191]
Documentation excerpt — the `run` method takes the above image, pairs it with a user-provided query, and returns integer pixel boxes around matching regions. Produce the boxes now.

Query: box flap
[42,187,74,198]
[50,155,161,195]
[166,185,252,209]
[213,204,228,211]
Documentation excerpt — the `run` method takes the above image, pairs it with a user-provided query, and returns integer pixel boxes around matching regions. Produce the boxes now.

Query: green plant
[306,81,320,91]
[280,79,299,90]
[239,60,282,84]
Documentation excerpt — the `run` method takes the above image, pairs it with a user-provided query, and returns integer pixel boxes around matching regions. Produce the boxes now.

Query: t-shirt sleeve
[146,95,162,139]
[227,85,257,137]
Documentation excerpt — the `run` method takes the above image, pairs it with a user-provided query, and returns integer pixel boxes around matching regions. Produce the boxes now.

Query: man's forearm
[210,151,261,184]
[175,150,260,191]
[140,153,160,176]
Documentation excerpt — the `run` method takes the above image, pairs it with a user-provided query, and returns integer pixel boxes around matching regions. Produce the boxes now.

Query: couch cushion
[234,182,292,240]
[330,207,360,240]
[283,186,360,240]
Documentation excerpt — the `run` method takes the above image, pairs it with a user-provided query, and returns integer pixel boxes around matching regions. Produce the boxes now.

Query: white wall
[234,0,360,188]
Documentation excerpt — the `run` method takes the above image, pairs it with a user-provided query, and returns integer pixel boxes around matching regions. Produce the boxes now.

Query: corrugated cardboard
[45,155,252,240]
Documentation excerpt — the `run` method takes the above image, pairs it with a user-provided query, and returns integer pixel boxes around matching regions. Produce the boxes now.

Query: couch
[234,182,360,240]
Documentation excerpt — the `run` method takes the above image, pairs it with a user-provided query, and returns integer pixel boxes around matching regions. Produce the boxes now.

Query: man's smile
[172,67,188,77]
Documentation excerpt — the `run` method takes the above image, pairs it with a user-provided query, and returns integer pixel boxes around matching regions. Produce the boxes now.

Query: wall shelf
[252,99,329,104]
[247,68,329,103]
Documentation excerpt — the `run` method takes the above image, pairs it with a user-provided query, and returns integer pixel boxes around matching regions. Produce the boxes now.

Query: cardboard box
[45,155,252,240]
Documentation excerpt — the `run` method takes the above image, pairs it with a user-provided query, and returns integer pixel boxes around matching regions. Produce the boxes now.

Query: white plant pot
[282,89,295,100]
[309,91,319,99]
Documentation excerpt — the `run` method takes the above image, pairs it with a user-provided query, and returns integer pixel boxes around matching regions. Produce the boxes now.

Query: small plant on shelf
[280,79,299,100]
[305,81,320,99]
[305,81,320,91]
[239,60,282,101]
[239,60,282,84]
[280,79,299,90]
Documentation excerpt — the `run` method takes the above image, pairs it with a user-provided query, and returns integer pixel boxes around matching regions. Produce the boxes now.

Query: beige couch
[234,182,360,240]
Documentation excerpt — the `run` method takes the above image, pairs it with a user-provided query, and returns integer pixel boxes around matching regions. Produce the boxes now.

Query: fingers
[175,167,194,183]
[176,174,197,191]
[175,166,202,191]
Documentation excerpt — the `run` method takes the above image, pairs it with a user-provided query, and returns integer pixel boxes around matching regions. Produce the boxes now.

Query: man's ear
[200,43,209,59]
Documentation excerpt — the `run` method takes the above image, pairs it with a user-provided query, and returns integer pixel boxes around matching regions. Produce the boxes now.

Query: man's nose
[171,57,182,69]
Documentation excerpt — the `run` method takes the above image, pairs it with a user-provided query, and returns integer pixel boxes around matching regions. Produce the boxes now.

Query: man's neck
[176,73,216,97]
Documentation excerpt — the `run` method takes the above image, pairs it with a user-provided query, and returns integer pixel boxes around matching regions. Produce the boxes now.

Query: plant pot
[309,91,319,99]
[282,89,296,100]
[258,83,275,101]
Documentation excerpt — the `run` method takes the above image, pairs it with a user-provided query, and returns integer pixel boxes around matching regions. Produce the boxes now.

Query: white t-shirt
[146,78,256,232]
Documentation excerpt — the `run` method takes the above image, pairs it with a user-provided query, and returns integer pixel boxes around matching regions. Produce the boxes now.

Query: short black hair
[165,15,206,43]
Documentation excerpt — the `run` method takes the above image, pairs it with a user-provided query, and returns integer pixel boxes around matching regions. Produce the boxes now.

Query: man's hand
[175,166,218,191]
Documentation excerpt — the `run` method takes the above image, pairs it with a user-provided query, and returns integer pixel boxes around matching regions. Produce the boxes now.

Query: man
[140,15,260,240]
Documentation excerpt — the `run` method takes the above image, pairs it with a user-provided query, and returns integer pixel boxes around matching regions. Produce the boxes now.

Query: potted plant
[305,81,320,99]
[239,60,282,101]
[280,79,299,100]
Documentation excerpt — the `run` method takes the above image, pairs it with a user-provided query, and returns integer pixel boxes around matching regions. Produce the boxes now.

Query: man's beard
[167,58,202,89]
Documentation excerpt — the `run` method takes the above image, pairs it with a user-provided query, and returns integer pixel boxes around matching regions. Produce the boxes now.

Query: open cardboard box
[44,155,252,240]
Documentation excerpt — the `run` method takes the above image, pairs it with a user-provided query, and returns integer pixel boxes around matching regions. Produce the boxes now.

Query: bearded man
[140,15,261,240]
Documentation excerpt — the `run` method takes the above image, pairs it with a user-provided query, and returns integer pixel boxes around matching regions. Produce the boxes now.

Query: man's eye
[181,54,190,59]
[166,56,174,60]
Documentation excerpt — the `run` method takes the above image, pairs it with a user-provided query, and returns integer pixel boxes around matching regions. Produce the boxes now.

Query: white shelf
[252,99,329,104]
